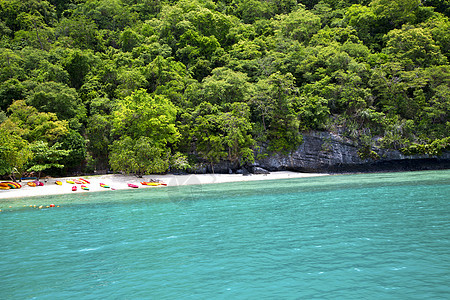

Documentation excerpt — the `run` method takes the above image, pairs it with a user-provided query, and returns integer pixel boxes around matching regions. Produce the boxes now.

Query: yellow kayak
[141,182,162,186]
[0,182,21,189]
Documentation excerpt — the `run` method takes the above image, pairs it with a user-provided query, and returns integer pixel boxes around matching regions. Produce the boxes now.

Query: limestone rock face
[254,131,450,173]
[188,131,449,174]
[251,166,270,174]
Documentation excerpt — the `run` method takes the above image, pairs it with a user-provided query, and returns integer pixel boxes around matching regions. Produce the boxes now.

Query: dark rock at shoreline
[254,131,450,173]
[251,166,270,174]
[236,167,250,175]
[186,131,449,175]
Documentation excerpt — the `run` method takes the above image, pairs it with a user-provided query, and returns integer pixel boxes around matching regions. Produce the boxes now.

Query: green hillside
[1,0,449,178]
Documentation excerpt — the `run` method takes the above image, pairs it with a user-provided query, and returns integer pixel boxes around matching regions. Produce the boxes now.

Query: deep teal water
[1,170,449,299]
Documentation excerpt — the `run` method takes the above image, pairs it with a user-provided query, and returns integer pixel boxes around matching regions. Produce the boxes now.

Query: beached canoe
[72,186,77,191]
[66,180,75,184]
[81,185,89,191]
[128,183,139,188]
[0,182,22,189]
[27,182,37,187]
[79,178,90,184]
[141,182,161,186]
[0,182,11,189]
[141,182,167,186]
[55,180,62,185]
[100,183,110,188]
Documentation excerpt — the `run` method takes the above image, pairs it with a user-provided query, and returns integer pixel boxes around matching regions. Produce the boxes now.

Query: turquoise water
[1,170,449,299]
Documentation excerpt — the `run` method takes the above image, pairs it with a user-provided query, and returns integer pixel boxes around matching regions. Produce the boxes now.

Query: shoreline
[0,171,328,201]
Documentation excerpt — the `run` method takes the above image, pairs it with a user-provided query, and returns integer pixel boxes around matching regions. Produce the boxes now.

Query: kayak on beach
[141,181,167,186]
[141,182,162,186]
[79,178,90,184]
[0,182,22,189]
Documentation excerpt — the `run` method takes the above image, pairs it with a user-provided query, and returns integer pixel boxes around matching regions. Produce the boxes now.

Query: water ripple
[1,170,449,299]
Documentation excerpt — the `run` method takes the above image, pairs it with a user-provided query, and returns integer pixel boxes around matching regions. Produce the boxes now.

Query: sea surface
[1,170,449,299]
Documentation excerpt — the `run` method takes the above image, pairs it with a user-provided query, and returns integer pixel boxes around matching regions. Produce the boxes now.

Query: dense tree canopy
[0,0,448,177]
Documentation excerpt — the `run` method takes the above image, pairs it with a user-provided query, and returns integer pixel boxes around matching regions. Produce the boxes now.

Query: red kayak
[72,186,77,191]
[128,183,139,188]
[33,180,44,186]
[79,178,90,184]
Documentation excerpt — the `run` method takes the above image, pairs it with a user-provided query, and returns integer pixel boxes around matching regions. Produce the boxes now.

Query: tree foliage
[0,129,32,180]
[0,0,449,176]
[26,141,70,178]
[109,89,179,175]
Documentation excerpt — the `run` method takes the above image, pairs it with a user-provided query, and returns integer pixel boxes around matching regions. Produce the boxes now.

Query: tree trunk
[33,20,44,50]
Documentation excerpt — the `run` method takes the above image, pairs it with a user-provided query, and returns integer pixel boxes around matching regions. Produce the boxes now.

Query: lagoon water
[1,170,449,299]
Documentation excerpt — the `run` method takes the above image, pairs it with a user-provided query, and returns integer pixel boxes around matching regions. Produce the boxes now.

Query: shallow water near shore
[1,170,449,299]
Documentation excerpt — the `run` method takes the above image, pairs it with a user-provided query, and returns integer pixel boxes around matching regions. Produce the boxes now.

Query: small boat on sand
[79,178,90,184]
[128,183,139,188]
[141,181,167,186]
[0,182,21,189]
[81,185,89,191]
[72,186,77,191]
[141,182,161,186]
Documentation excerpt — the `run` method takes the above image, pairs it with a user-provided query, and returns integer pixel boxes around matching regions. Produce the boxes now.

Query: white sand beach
[0,171,328,200]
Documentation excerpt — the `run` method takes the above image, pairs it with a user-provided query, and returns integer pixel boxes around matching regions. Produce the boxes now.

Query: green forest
[0,0,449,178]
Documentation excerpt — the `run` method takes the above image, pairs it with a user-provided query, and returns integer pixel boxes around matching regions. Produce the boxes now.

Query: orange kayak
[79,178,90,184]
[0,182,21,189]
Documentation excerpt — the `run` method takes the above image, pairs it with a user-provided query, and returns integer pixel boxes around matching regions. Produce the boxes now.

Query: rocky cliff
[188,131,450,174]
[253,131,450,173]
